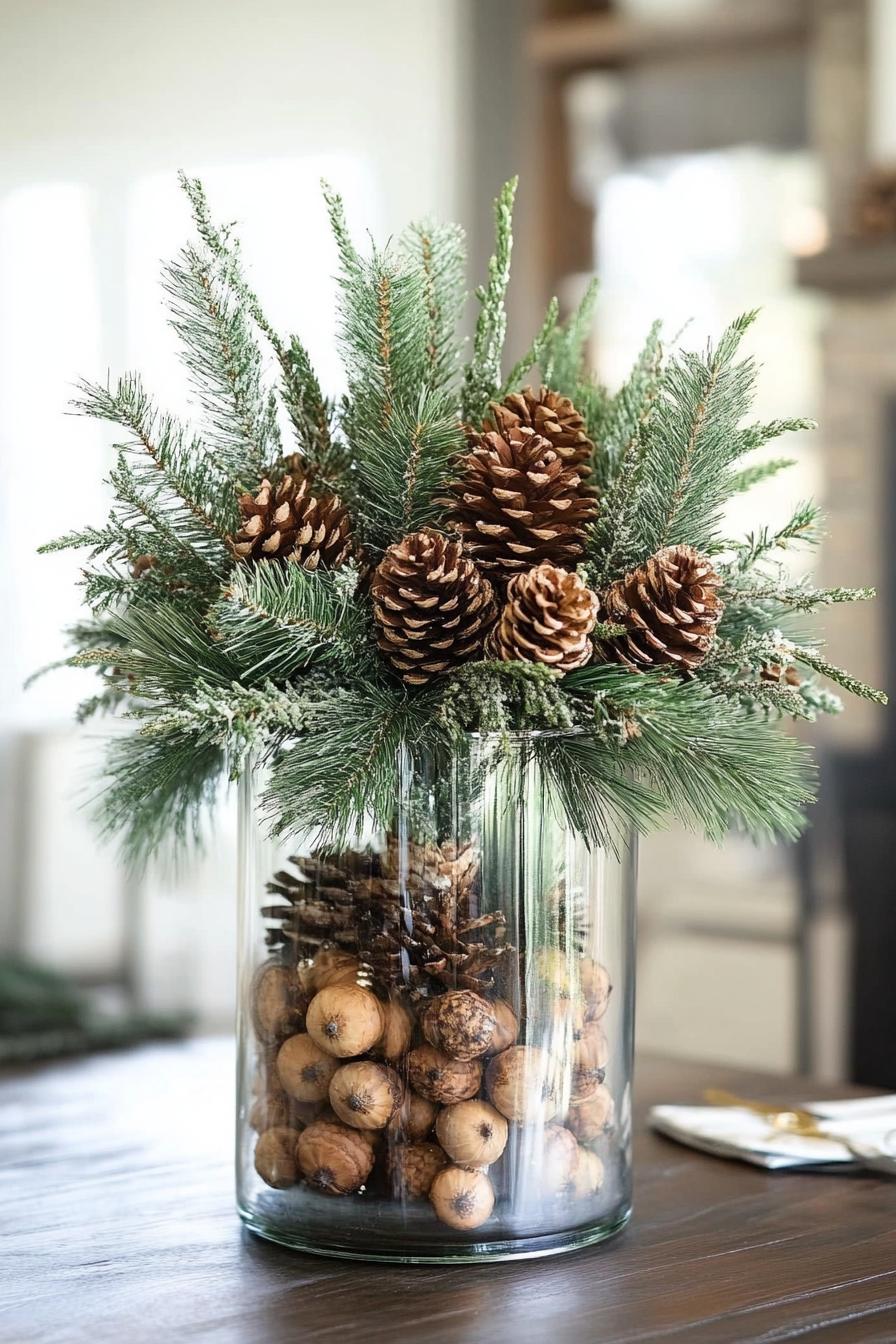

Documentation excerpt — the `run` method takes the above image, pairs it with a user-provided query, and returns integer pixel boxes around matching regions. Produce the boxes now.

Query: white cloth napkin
[648,1094,896,1170]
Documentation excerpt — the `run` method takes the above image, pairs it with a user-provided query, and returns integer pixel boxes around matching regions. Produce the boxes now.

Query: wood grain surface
[1,1038,894,1343]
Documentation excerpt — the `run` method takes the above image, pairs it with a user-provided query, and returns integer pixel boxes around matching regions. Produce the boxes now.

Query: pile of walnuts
[249,946,615,1233]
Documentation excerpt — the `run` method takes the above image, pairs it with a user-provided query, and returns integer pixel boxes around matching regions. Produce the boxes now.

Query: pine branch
[436,661,578,737]
[135,677,324,749]
[264,683,446,846]
[564,663,816,842]
[533,732,666,848]
[725,580,876,613]
[461,177,517,423]
[97,729,225,869]
[100,603,242,700]
[737,417,815,454]
[212,561,366,681]
[349,390,463,547]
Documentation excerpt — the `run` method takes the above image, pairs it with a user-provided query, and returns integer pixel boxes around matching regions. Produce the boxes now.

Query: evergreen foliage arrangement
[38,174,885,863]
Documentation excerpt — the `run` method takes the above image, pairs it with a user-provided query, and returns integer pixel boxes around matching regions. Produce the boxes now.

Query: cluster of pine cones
[262,836,513,1002]
[226,387,724,682]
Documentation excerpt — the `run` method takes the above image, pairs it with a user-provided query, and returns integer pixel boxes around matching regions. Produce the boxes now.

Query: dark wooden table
[1,1038,894,1343]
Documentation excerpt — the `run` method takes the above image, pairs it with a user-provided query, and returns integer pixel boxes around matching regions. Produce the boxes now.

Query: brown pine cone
[487,563,599,672]
[487,386,594,477]
[442,426,597,583]
[228,465,353,569]
[370,529,497,685]
[594,544,722,672]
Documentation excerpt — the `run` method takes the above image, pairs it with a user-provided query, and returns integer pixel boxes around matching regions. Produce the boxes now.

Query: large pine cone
[594,544,723,672]
[442,426,597,583]
[229,466,353,569]
[487,563,599,672]
[371,529,497,685]
[488,386,594,477]
[263,839,512,998]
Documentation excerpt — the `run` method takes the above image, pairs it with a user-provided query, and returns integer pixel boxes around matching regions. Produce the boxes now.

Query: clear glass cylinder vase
[236,733,636,1263]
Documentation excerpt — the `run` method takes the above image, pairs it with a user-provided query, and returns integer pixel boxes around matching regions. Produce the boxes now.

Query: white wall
[0,0,470,1017]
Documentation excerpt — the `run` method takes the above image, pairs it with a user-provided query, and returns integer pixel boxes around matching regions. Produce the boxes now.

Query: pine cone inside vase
[262,850,374,959]
[263,838,513,999]
[487,563,599,672]
[487,386,594,478]
[594,544,723,672]
[370,529,497,686]
[442,426,597,584]
[228,464,353,569]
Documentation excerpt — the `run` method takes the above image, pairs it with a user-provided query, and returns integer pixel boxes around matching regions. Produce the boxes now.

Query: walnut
[249,1091,292,1132]
[310,948,362,992]
[540,1123,580,1196]
[485,1045,559,1124]
[296,1118,374,1194]
[387,1141,448,1198]
[429,1164,495,1230]
[421,990,496,1061]
[581,959,612,1020]
[374,995,414,1062]
[388,1090,439,1141]
[406,1044,482,1104]
[306,984,385,1058]
[254,1126,301,1189]
[250,962,306,1042]
[571,1023,609,1102]
[486,998,519,1054]
[566,1083,615,1143]
[572,1145,605,1199]
[276,1033,340,1103]
[435,1099,508,1166]
[328,1061,403,1130]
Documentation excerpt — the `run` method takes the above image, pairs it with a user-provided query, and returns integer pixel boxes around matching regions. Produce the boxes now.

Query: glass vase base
[239,1205,631,1264]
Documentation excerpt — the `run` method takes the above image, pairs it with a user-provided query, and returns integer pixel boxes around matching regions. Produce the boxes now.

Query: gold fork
[703,1088,830,1138]
[701,1088,896,1174]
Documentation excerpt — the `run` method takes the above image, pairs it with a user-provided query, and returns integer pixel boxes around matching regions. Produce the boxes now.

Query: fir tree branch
[401,218,466,394]
[462,177,517,423]
[164,239,279,482]
[501,297,559,396]
[586,321,663,582]
[724,501,823,575]
[71,374,237,556]
[545,278,599,392]
[727,457,796,495]
[640,310,759,553]
[725,581,876,613]
[780,640,888,704]
[180,173,337,476]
